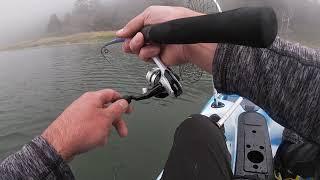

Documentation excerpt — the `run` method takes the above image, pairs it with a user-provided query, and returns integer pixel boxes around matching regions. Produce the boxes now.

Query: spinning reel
[101,38,183,104]
[122,57,183,103]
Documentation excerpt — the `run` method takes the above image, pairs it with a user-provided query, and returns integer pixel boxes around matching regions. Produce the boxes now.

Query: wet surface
[0,43,213,179]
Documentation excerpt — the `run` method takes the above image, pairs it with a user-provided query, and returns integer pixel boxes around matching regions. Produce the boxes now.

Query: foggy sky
[0,0,76,46]
[1,0,320,47]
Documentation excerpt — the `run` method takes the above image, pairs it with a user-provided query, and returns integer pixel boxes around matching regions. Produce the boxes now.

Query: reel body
[145,66,182,99]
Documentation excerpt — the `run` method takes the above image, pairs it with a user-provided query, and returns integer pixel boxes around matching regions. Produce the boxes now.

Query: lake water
[0,43,213,179]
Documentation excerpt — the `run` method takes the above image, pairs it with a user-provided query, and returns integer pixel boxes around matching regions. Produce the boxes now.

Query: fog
[0,0,76,46]
[1,0,320,47]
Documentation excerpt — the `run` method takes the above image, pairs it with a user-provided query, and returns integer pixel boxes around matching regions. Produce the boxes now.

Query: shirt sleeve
[0,136,75,180]
[212,37,320,145]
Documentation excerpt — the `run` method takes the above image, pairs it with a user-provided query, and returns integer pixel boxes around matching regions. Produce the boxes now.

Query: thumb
[105,99,129,120]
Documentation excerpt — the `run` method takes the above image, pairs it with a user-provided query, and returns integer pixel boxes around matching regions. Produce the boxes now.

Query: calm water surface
[0,43,213,179]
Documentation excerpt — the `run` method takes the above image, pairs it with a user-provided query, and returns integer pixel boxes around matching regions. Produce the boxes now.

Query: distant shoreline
[0,31,115,52]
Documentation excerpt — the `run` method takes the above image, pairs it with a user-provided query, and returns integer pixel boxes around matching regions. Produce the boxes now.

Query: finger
[122,39,133,53]
[116,12,145,38]
[126,105,134,114]
[113,119,128,137]
[104,102,133,113]
[104,99,129,120]
[139,45,160,61]
[95,89,121,105]
[129,32,144,54]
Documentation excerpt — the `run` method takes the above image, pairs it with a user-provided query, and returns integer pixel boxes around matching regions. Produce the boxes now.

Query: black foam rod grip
[141,7,278,48]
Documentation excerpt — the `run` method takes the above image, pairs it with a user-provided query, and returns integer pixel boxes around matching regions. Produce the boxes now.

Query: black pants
[162,114,233,180]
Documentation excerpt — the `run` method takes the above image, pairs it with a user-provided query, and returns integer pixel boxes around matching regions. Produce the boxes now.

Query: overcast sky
[1,0,320,47]
[0,0,76,46]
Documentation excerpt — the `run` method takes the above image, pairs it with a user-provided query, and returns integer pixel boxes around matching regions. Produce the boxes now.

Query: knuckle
[139,52,148,61]
[103,89,115,95]
[110,108,123,119]
[129,41,137,52]
[110,90,119,100]
[83,91,103,102]
[145,6,157,18]
[105,111,115,121]
[82,91,94,98]
[147,5,158,11]
[131,39,141,50]
[96,89,116,101]
[123,43,130,53]
[146,6,154,12]
[107,107,118,117]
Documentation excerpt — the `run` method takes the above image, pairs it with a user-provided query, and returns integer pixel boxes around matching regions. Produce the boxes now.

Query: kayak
[201,95,284,173]
[156,94,285,179]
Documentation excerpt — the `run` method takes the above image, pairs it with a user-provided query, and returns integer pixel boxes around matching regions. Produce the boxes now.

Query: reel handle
[141,7,278,48]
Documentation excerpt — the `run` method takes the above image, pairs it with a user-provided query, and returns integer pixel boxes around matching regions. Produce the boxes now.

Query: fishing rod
[102,7,278,104]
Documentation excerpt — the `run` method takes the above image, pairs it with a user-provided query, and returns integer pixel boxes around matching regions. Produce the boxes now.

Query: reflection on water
[0,43,213,179]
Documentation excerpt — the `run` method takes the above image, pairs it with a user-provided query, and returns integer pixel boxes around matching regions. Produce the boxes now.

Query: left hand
[116,6,202,66]
[117,6,216,73]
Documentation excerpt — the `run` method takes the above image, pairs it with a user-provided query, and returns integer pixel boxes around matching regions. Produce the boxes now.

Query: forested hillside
[47,0,320,46]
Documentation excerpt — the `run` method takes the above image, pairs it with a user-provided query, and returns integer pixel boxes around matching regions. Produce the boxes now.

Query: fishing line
[101,37,144,96]
[101,38,126,63]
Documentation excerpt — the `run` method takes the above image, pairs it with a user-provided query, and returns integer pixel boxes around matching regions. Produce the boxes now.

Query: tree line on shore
[47,0,320,45]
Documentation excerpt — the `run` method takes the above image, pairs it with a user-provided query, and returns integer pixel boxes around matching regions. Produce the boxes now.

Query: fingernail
[118,99,128,110]
[116,28,124,36]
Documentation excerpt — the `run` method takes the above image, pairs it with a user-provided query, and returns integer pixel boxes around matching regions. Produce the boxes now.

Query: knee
[174,114,223,143]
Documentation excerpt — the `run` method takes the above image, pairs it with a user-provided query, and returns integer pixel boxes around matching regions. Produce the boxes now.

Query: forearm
[184,43,217,73]
[0,136,74,180]
[212,37,320,144]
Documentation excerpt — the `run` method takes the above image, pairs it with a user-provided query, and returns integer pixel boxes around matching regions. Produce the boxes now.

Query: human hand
[116,6,202,65]
[116,6,216,73]
[41,89,132,161]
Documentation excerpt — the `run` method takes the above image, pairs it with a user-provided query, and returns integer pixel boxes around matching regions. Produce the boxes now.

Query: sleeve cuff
[212,43,236,93]
[30,136,75,179]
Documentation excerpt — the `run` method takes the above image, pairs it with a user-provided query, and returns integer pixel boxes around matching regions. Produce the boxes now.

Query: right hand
[116,6,203,66]
[42,89,132,161]
[116,6,216,73]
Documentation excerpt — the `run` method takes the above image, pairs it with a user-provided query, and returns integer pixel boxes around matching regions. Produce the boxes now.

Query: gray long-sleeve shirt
[213,37,320,144]
[1,37,319,179]
[0,136,74,180]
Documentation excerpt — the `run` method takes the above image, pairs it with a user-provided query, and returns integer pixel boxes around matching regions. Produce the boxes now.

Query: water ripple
[0,43,213,179]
